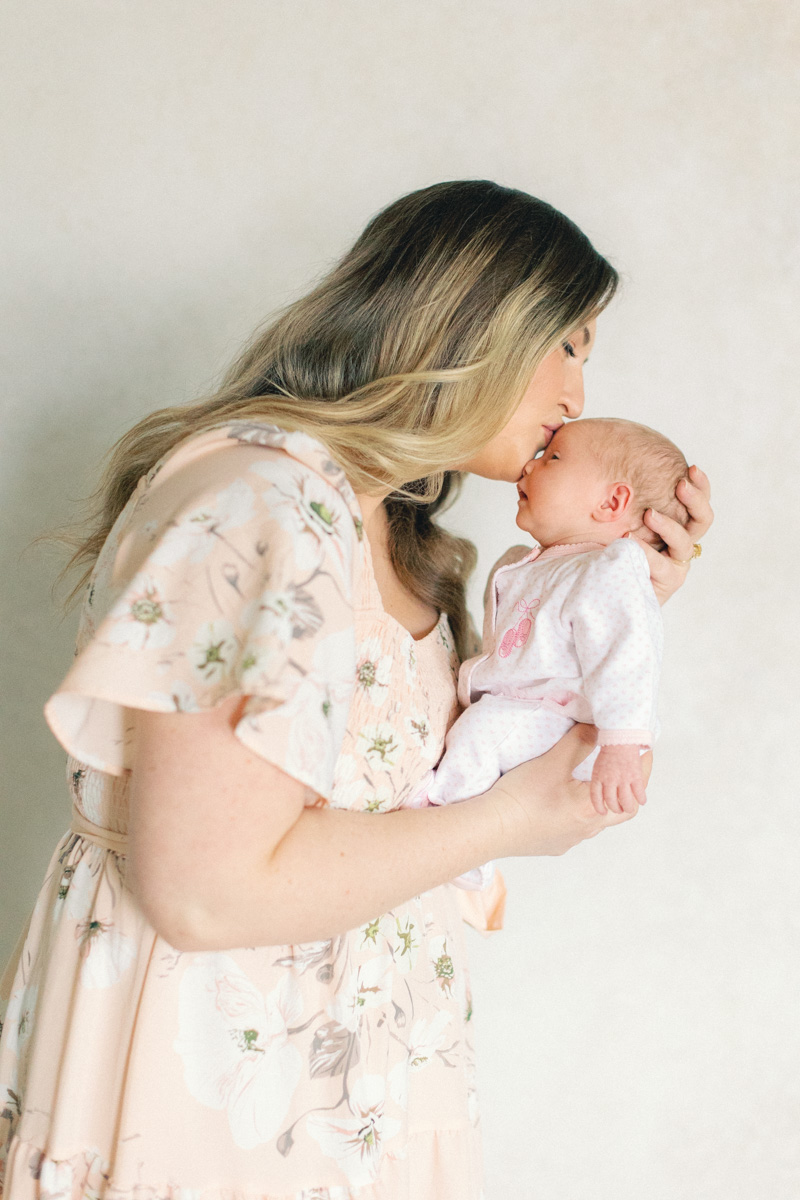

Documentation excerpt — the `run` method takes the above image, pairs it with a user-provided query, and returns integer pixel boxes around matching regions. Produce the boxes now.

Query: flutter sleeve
[567,537,664,746]
[43,426,363,802]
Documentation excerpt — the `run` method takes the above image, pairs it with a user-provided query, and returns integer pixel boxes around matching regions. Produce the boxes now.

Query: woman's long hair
[40,180,618,660]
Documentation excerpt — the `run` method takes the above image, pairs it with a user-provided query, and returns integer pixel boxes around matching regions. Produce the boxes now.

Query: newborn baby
[414,417,690,889]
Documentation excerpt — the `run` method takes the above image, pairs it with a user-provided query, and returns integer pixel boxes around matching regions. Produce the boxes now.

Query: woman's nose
[561,370,585,419]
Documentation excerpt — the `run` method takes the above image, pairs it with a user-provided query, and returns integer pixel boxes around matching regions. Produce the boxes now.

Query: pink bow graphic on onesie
[498,597,540,658]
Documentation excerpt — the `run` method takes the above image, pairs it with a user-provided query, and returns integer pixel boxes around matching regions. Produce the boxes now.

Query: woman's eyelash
[562,341,576,358]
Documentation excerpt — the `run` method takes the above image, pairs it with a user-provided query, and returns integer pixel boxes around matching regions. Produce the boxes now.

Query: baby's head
[515,417,690,549]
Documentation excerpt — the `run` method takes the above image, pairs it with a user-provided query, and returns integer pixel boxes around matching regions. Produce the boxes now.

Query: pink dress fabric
[0,420,506,1200]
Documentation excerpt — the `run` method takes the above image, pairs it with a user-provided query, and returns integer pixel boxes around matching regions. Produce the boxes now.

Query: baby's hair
[576,418,691,531]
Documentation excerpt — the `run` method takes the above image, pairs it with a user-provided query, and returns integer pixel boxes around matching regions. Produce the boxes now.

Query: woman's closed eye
[562,340,576,358]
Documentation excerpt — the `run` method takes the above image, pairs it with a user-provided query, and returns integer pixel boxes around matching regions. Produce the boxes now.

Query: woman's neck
[353,492,394,568]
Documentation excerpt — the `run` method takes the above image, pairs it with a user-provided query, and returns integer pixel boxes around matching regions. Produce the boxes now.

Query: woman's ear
[592,482,634,523]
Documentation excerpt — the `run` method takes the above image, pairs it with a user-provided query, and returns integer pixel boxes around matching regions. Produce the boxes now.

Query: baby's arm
[568,540,663,814]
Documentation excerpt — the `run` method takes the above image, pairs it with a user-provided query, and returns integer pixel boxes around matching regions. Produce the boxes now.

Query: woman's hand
[629,464,713,606]
[487,723,652,858]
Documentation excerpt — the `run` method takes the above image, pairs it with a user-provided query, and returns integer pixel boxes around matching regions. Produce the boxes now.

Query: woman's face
[457,317,596,482]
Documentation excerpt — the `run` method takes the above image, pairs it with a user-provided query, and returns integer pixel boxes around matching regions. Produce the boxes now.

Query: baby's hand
[590,744,647,815]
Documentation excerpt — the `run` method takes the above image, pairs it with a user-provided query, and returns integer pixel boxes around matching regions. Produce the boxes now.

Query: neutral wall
[2,2,798,1195]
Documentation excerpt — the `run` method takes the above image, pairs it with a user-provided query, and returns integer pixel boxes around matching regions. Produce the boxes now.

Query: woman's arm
[128,697,633,951]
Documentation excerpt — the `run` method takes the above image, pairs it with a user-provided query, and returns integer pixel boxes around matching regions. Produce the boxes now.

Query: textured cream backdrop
[1,1,798,1195]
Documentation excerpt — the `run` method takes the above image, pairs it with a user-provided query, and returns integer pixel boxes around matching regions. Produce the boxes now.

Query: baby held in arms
[413,417,691,890]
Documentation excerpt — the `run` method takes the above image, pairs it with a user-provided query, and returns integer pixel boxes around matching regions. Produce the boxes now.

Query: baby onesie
[424,538,663,888]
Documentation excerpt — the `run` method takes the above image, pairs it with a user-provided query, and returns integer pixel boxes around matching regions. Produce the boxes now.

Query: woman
[0,180,712,1198]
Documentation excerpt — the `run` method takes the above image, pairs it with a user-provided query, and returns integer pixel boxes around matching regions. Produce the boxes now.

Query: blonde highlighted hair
[40,180,619,659]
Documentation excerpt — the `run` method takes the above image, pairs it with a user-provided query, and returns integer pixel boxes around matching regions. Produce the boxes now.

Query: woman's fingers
[679,465,714,540]
[632,533,690,604]
[589,780,606,815]
[631,776,648,807]
[642,506,695,563]
[639,462,713,595]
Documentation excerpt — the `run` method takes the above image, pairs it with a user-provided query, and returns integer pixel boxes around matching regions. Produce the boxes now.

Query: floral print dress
[0,420,506,1200]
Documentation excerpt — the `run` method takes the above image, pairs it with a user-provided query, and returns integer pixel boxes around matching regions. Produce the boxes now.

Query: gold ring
[672,542,702,565]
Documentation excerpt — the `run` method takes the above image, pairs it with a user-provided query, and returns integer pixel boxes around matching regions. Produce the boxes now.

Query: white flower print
[403,639,418,687]
[361,783,393,814]
[189,619,238,687]
[4,981,38,1055]
[246,584,324,647]
[358,914,391,951]
[406,1010,452,1070]
[465,1048,480,1126]
[251,464,349,576]
[327,955,393,1033]
[387,1059,408,1110]
[405,708,435,759]
[39,1158,73,1199]
[235,421,289,450]
[235,640,280,695]
[147,478,256,567]
[63,857,96,920]
[331,754,367,810]
[428,934,456,998]
[390,913,420,975]
[75,919,137,989]
[105,574,175,650]
[173,955,303,1150]
[354,637,393,708]
[282,628,355,790]
[358,723,405,770]
[306,1074,401,1187]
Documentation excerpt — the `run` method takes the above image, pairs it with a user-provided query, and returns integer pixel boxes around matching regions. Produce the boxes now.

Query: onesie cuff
[596,729,653,747]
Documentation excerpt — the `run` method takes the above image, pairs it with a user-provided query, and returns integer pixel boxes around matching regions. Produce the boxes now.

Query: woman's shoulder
[81,419,366,664]
[103,419,366,589]
[135,419,364,538]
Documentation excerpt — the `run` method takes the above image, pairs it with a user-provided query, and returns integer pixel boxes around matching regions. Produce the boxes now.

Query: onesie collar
[535,540,607,562]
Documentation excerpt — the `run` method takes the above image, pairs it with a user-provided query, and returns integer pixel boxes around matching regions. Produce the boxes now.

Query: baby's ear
[594,482,634,522]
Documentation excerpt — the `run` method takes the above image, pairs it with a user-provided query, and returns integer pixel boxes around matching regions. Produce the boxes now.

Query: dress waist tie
[69,804,129,856]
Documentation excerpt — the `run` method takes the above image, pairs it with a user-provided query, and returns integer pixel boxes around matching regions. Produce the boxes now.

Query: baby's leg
[429,696,576,805]
[430,698,585,892]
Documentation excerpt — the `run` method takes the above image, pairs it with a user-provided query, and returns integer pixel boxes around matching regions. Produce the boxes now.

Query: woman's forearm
[176,793,509,951]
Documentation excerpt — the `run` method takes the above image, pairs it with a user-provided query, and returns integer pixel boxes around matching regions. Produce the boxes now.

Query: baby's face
[515,421,611,545]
